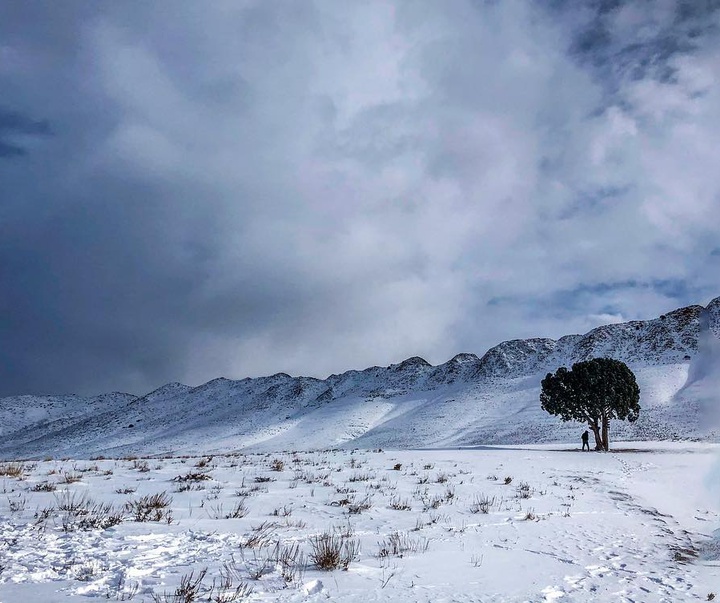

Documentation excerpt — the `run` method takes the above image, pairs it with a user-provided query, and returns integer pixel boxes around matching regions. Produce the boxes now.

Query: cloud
[0,109,52,157]
[0,1,719,396]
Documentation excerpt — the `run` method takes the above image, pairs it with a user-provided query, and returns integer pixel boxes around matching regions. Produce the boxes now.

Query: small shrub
[516,481,532,499]
[348,472,373,483]
[270,505,292,517]
[125,492,173,522]
[75,503,124,531]
[173,472,211,483]
[151,569,206,603]
[0,463,24,478]
[392,463,402,471]
[60,472,82,484]
[389,496,412,511]
[215,565,253,601]
[469,494,495,514]
[55,491,92,513]
[270,459,285,472]
[238,545,277,580]
[225,500,250,519]
[242,521,277,548]
[55,491,123,531]
[329,496,352,507]
[31,481,57,492]
[208,501,249,520]
[115,486,137,494]
[504,476,513,485]
[132,460,150,473]
[8,495,27,513]
[377,532,429,558]
[104,574,140,601]
[347,495,372,515]
[309,529,360,571]
[195,456,213,468]
[34,505,55,526]
[275,541,307,584]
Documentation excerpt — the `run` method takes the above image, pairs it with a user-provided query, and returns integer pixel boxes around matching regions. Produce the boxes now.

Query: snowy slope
[1,297,719,459]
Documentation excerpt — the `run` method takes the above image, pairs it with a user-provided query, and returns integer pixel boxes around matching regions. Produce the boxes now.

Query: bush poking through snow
[270,504,292,517]
[234,541,306,584]
[173,472,211,483]
[0,463,24,478]
[60,472,82,484]
[349,472,374,483]
[389,496,412,511]
[151,568,206,602]
[309,528,360,570]
[132,460,150,472]
[7,495,27,513]
[31,481,56,492]
[195,456,213,468]
[469,494,495,514]
[208,501,249,519]
[242,521,277,548]
[54,491,124,531]
[347,495,373,515]
[516,482,532,499]
[216,564,254,601]
[275,541,307,584]
[125,492,173,522]
[377,532,429,558]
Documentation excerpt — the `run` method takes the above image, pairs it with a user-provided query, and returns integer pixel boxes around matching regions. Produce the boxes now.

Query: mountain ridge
[1,296,718,458]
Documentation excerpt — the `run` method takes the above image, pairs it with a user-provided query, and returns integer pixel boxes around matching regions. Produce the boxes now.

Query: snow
[0,443,718,602]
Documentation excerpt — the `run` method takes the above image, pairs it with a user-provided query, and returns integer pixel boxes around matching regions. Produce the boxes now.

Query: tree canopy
[540,357,640,451]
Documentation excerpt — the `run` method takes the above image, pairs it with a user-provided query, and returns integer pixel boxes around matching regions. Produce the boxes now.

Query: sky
[1,0,719,397]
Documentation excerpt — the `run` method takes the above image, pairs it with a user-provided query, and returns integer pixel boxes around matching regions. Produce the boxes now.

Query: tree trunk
[588,419,602,451]
[601,412,609,451]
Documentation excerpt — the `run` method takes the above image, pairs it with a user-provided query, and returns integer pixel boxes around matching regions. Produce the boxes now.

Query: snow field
[0,444,718,602]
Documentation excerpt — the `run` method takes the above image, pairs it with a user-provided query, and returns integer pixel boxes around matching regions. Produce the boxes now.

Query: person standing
[581,430,590,451]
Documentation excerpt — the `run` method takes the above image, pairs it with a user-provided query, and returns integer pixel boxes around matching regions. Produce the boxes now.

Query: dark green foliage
[540,358,640,451]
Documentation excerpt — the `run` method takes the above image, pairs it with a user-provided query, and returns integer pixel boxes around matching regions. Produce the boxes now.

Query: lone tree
[540,358,640,451]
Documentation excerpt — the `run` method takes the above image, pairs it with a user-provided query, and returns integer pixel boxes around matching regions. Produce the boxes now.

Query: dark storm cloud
[0,109,51,157]
[555,0,720,91]
[1,1,719,396]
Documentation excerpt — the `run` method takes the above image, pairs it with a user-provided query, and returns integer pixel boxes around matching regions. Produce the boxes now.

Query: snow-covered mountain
[2,297,719,459]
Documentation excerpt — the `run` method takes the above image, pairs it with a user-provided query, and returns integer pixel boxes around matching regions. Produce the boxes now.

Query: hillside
[1,297,718,459]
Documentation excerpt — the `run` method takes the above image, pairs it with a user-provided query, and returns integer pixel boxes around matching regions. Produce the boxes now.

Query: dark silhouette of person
[581,430,590,451]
